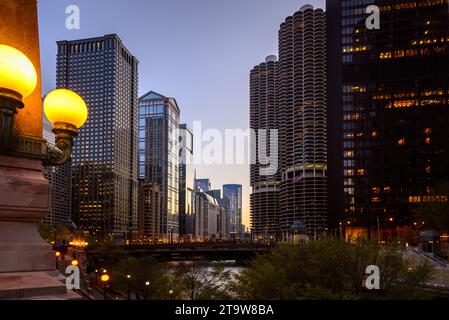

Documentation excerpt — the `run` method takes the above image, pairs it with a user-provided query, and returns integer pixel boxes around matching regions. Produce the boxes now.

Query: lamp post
[101,274,110,300]
[55,251,61,271]
[169,289,174,300]
[127,275,132,300]
[145,281,150,300]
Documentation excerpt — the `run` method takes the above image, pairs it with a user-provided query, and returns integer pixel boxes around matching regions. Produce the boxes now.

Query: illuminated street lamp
[43,89,88,165]
[0,44,37,150]
[101,274,110,300]
[126,275,132,300]
[55,251,61,270]
[145,281,150,300]
[71,259,79,267]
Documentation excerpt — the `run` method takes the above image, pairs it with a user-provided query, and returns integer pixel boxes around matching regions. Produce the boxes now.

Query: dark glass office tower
[57,34,139,241]
[223,184,243,238]
[250,55,281,240]
[139,91,180,239]
[327,0,449,240]
[179,123,195,237]
[277,5,328,240]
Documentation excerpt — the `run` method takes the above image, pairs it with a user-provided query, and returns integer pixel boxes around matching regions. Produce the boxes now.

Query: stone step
[0,271,81,300]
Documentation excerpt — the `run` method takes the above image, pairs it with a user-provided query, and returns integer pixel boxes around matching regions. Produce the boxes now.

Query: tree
[38,224,72,245]
[171,263,232,300]
[111,256,170,300]
[415,180,449,232]
[230,238,434,300]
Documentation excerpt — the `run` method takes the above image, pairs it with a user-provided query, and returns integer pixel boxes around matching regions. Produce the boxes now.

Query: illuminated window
[371,131,379,138]
[372,187,380,194]
[426,166,432,174]
[425,137,431,144]
[424,128,432,135]
[398,138,406,146]
[357,169,366,176]
[384,187,391,193]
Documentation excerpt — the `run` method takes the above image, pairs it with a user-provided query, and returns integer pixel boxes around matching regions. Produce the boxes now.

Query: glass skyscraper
[327,0,449,240]
[223,184,243,238]
[138,91,180,239]
[179,123,195,237]
[56,34,139,241]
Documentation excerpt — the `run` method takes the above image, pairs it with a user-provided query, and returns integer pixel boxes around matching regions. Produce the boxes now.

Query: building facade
[42,117,73,227]
[277,5,327,240]
[56,34,139,241]
[223,184,243,238]
[138,91,180,239]
[250,55,281,240]
[179,123,195,237]
[327,0,449,240]
[138,181,162,240]
[195,192,220,241]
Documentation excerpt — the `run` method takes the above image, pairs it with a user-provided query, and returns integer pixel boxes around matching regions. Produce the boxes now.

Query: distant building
[195,179,211,192]
[42,117,73,227]
[206,189,222,200]
[179,124,195,237]
[195,192,221,241]
[57,34,139,241]
[223,184,243,238]
[138,91,180,240]
[138,182,162,240]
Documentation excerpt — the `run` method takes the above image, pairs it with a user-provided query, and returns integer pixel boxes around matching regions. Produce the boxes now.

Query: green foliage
[111,256,171,300]
[230,238,434,300]
[38,224,72,244]
[415,180,449,232]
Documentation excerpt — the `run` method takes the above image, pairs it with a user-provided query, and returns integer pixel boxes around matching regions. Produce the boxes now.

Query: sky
[37,0,326,228]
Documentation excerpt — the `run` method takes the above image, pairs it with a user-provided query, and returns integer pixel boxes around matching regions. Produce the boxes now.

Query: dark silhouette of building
[327,0,449,240]
[57,34,139,241]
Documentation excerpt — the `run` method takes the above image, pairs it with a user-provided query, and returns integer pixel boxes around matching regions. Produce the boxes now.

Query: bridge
[86,242,275,262]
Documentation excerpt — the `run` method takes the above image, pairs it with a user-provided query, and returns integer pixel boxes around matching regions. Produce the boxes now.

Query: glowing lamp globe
[101,274,110,282]
[43,89,88,129]
[0,44,37,99]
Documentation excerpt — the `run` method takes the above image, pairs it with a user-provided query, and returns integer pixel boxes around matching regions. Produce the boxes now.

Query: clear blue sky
[37,0,325,227]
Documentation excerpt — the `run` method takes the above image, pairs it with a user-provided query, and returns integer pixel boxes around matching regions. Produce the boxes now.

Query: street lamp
[101,274,110,300]
[71,259,79,267]
[126,275,132,300]
[0,44,37,150]
[169,289,174,300]
[145,281,150,300]
[43,89,88,165]
[55,251,61,270]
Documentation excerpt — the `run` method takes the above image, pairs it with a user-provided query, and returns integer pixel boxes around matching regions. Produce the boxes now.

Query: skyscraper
[250,55,281,240]
[138,182,162,240]
[277,5,327,240]
[138,91,180,239]
[327,0,449,240]
[56,34,139,241]
[42,117,72,227]
[195,179,211,192]
[223,184,243,238]
[179,123,195,237]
